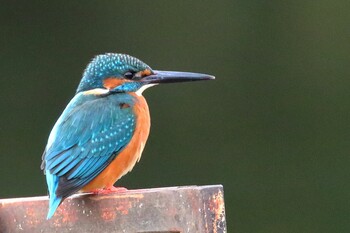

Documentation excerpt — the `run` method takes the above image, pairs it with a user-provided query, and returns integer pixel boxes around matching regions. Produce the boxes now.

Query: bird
[41,53,214,219]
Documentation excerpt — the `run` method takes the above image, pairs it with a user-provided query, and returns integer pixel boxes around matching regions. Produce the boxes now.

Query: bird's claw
[90,186,128,194]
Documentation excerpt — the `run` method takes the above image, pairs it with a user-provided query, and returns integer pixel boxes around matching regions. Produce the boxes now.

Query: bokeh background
[1,1,349,232]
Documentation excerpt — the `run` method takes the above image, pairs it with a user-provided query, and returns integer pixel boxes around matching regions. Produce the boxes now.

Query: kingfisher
[41,53,214,219]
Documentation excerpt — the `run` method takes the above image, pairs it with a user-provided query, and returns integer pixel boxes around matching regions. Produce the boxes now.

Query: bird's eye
[124,71,135,79]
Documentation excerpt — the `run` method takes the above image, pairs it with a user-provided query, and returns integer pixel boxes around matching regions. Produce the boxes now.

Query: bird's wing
[42,93,136,198]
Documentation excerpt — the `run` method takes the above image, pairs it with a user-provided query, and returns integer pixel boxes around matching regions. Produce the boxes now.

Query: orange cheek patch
[103,77,130,89]
[139,69,152,77]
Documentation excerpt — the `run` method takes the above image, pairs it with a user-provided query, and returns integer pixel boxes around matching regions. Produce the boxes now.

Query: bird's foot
[91,186,128,195]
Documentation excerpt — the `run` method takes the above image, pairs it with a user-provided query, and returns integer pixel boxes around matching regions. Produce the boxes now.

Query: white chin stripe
[136,84,157,96]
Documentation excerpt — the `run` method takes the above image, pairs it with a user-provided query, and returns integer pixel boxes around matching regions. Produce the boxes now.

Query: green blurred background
[1,1,349,232]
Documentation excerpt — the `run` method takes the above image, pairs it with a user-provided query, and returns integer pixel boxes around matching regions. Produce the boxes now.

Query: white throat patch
[83,88,109,96]
[136,84,157,96]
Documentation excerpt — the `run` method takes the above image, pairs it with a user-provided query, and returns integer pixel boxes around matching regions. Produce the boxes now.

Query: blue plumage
[41,92,136,219]
[45,172,61,219]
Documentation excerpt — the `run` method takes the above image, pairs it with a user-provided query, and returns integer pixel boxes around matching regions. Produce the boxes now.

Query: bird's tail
[47,195,62,219]
[46,171,62,219]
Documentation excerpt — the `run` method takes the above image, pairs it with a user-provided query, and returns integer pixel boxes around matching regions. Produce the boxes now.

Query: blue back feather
[42,92,137,219]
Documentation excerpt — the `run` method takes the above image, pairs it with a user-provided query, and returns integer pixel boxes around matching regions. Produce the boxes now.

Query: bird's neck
[129,92,150,121]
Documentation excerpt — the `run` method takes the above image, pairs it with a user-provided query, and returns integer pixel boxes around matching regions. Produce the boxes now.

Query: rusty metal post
[0,185,226,233]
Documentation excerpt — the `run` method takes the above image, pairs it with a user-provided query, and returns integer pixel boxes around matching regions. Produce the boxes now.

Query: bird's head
[77,53,214,95]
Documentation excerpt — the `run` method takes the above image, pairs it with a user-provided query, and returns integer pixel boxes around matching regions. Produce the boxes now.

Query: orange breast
[81,93,150,191]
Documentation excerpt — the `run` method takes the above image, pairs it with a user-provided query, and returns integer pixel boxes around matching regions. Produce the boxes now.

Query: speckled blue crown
[76,53,151,93]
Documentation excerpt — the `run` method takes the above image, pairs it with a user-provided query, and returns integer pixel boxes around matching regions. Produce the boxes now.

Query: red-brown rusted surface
[0,185,226,233]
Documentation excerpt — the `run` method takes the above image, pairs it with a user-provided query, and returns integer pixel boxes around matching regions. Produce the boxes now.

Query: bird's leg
[105,186,128,193]
[90,186,128,194]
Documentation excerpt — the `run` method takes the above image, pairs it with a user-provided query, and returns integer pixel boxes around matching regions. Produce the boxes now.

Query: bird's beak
[141,70,215,84]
